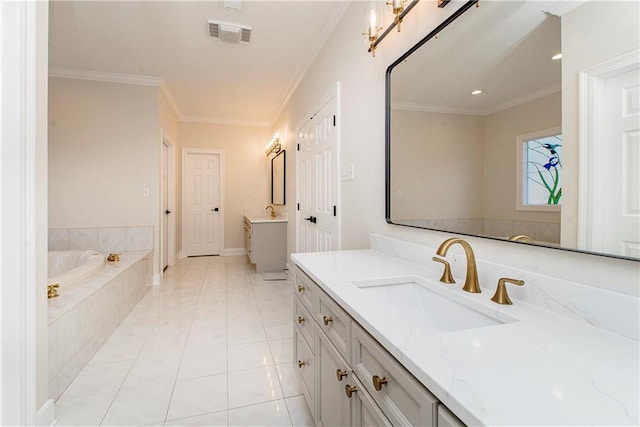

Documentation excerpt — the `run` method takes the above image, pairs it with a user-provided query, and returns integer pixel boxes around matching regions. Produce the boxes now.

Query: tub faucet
[265,205,276,219]
[435,238,481,293]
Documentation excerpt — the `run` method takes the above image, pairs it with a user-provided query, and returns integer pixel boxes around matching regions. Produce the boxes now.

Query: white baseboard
[36,399,56,426]
[286,261,294,279]
[178,250,186,259]
[152,273,162,286]
[223,248,246,256]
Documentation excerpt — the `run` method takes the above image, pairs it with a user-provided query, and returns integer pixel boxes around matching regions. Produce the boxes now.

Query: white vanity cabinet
[243,216,287,273]
[293,265,465,427]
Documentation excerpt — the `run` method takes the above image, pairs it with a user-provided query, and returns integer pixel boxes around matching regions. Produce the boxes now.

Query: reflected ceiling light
[471,89,483,95]
[552,53,562,60]
[265,133,281,156]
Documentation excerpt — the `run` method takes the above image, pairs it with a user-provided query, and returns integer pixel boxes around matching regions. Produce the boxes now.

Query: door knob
[165,210,171,215]
[211,208,219,212]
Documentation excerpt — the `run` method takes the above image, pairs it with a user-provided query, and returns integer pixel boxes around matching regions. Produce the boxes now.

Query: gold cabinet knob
[297,285,305,292]
[372,375,388,391]
[297,360,306,368]
[336,369,348,381]
[297,316,305,324]
[322,315,333,326]
[491,277,525,305]
[344,384,358,398]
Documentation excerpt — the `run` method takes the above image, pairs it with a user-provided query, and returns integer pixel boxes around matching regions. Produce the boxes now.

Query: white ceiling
[49,1,349,127]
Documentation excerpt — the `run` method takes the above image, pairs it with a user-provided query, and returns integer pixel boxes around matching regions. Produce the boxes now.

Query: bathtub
[48,250,105,288]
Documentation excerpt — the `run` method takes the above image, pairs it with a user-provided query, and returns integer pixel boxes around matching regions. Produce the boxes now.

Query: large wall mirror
[386,0,639,260]
[271,150,286,205]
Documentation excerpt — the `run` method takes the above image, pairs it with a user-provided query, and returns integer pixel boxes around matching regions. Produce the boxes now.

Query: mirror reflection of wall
[271,150,286,205]
[387,0,640,259]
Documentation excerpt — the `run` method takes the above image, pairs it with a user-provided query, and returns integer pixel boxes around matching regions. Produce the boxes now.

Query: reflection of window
[516,128,562,212]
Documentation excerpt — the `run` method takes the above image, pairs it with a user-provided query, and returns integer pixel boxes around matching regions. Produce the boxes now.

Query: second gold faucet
[434,238,481,293]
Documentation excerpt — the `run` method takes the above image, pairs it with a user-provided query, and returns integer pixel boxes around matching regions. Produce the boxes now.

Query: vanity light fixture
[551,53,562,60]
[366,0,452,57]
[388,0,406,32]
[265,133,281,156]
[471,89,483,95]
[363,2,384,57]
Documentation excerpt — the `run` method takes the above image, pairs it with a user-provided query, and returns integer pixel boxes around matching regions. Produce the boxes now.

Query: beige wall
[48,77,161,276]
[178,122,271,252]
[483,91,561,223]
[561,0,640,247]
[273,0,638,296]
[391,110,484,220]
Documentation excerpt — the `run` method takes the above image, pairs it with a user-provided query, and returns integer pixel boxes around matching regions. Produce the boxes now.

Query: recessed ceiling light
[552,53,562,60]
[471,90,483,95]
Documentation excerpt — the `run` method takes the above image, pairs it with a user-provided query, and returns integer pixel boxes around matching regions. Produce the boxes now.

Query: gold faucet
[508,234,534,244]
[491,277,525,305]
[435,238,481,293]
[47,283,60,299]
[265,205,276,219]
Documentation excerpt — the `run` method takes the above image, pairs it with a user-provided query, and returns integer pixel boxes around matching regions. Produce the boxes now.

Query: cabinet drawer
[317,289,351,363]
[351,323,439,426]
[437,405,466,427]
[294,266,319,314]
[294,327,315,418]
[294,298,315,350]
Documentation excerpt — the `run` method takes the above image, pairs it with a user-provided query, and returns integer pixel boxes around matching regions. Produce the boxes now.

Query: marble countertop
[291,249,639,426]
[244,214,288,224]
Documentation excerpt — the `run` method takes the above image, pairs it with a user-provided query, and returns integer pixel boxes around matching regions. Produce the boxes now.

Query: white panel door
[185,152,221,256]
[602,67,640,257]
[161,142,169,269]
[297,96,339,253]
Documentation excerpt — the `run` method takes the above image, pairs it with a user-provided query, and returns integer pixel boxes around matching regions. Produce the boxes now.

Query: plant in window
[527,136,562,205]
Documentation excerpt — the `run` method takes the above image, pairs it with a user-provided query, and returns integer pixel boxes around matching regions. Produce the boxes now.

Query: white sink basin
[352,277,513,334]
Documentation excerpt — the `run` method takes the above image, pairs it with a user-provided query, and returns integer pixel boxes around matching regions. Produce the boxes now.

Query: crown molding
[393,84,562,117]
[181,115,270,128]
[270,1,350,125]
[49,67,272,128]
[159,81,183,121]
[49,67,164,87]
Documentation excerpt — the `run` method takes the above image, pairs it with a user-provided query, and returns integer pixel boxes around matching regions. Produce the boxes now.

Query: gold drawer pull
[322,315,333,326]
[372,375,388,391]
[336,369,348,381]
[297,316,305,324]
[297,285,305,292]
[297,360,306,368]
[345,384,358,398]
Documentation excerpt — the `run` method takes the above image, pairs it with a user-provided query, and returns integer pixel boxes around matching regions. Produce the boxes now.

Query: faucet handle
[491,277,524,305]
[432,257,455,284]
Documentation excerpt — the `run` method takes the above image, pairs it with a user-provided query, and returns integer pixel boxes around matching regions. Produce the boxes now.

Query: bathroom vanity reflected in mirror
[386,0,640,260]
[271,149,286,205]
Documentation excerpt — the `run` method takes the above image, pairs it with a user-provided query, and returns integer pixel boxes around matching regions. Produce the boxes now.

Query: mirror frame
[384,0,637,262]
[271,149,286,205]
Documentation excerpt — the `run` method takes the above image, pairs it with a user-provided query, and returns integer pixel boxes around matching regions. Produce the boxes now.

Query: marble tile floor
[55,255,314,426]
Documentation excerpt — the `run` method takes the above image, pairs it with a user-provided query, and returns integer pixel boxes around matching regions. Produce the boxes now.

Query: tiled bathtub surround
[48,251,152,399]
[371,234,639,341]
[49,226,154,253]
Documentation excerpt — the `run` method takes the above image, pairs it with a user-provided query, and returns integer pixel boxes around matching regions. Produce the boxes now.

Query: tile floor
[55,256,314,426]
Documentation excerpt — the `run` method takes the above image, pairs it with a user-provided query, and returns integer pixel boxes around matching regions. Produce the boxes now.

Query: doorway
[160,133,176,271]
[296,84,340,253]
[182,148,225,257]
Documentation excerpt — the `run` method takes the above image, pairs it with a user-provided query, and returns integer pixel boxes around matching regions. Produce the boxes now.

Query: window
[516,127,562,212]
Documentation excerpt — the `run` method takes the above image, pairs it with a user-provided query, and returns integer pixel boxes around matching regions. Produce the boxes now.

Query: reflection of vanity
[243,215,287,273]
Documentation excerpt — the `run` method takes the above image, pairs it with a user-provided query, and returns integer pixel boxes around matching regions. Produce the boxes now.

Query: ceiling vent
[208,21,251,44]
